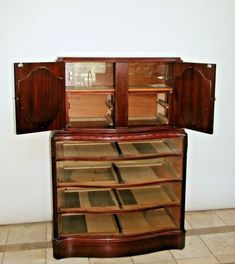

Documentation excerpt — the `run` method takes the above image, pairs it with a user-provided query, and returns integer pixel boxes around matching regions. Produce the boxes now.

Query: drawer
[55,137,184,160]
[56,157,183,187]
[58,182,181,213]
[58,206,181,237]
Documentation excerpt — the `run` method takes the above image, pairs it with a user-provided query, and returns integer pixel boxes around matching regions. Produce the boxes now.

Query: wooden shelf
[66,86,115,94]
[129,85,173,93]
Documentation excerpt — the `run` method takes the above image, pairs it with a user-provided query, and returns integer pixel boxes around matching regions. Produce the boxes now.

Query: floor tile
[175,256,218,264]
[186,211,225,228]
[171,236,213,259]
[46,248,89,264]
[0,253,3,264]
[89,256,133,264]
[215,209,235,225]
[201,232,235,256]
[46,222,52,242]
[132,250,174,263]
[0,226,9,245]
[3,249,45,264]
[7,223,46,245]
[216,254,235,263]
[184,220,192,230]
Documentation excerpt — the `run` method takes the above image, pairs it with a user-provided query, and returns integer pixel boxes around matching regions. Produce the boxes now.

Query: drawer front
[58,206,181,237]
[56,157,183,187]
[55,137,184,160]
[58,182,181,213]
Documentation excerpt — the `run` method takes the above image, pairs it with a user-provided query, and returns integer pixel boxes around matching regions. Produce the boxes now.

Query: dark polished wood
[51,129,187,258]
[173,62,216,134]
[115,63,129,127]
[14,62,65,134]
[53,231,185,259]
[57,57,183,63]
[14,56,216,259]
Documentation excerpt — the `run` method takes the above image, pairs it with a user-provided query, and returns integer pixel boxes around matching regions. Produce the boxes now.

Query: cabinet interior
[65,61,173,128]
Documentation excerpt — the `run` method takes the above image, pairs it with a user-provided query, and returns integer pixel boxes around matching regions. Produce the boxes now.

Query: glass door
[128,62,173,126]
[65,62,115,128]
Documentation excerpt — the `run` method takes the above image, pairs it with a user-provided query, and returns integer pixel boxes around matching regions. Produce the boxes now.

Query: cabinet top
[57,57,182,63]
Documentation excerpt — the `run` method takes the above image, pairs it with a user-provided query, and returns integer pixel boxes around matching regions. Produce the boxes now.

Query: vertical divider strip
[115,62,129,127]
[113,214,123,234]
[112,163,124,184]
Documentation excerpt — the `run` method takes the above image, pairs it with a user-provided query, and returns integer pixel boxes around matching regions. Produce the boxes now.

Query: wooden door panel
[173,63,216,133]
[15,62,65,134]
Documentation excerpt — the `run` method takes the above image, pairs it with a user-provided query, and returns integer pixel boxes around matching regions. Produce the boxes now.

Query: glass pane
[129,62,172,89]
[66,62,114,90]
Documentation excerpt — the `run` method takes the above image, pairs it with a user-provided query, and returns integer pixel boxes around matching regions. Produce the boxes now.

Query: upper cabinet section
[64,62,115,128]
[14,62,65,134]
[14,57,216,134]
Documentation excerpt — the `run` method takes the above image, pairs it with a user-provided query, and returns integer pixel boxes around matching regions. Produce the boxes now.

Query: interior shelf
[128,85,173,93]
[66,86,114,93]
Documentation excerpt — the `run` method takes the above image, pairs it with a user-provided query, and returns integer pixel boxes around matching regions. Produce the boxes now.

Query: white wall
[0,0,235,224]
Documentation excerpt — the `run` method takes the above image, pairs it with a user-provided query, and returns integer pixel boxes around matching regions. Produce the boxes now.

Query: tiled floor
[0,209,235,264]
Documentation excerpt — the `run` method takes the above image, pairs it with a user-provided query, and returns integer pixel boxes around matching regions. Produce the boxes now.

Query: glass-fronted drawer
[55,137,184,159]
[58,206,180,237]
[56,157,183,187]
[58,183,181,213]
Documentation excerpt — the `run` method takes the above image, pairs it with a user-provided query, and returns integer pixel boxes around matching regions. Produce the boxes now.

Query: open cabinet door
[172,62,216,134]
[15,62,66,134]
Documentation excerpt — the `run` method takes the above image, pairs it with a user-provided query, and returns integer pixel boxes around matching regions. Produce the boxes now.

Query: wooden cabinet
[14,57,216,258]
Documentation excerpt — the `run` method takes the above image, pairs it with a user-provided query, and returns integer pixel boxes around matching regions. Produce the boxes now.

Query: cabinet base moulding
[53,231,185,259]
